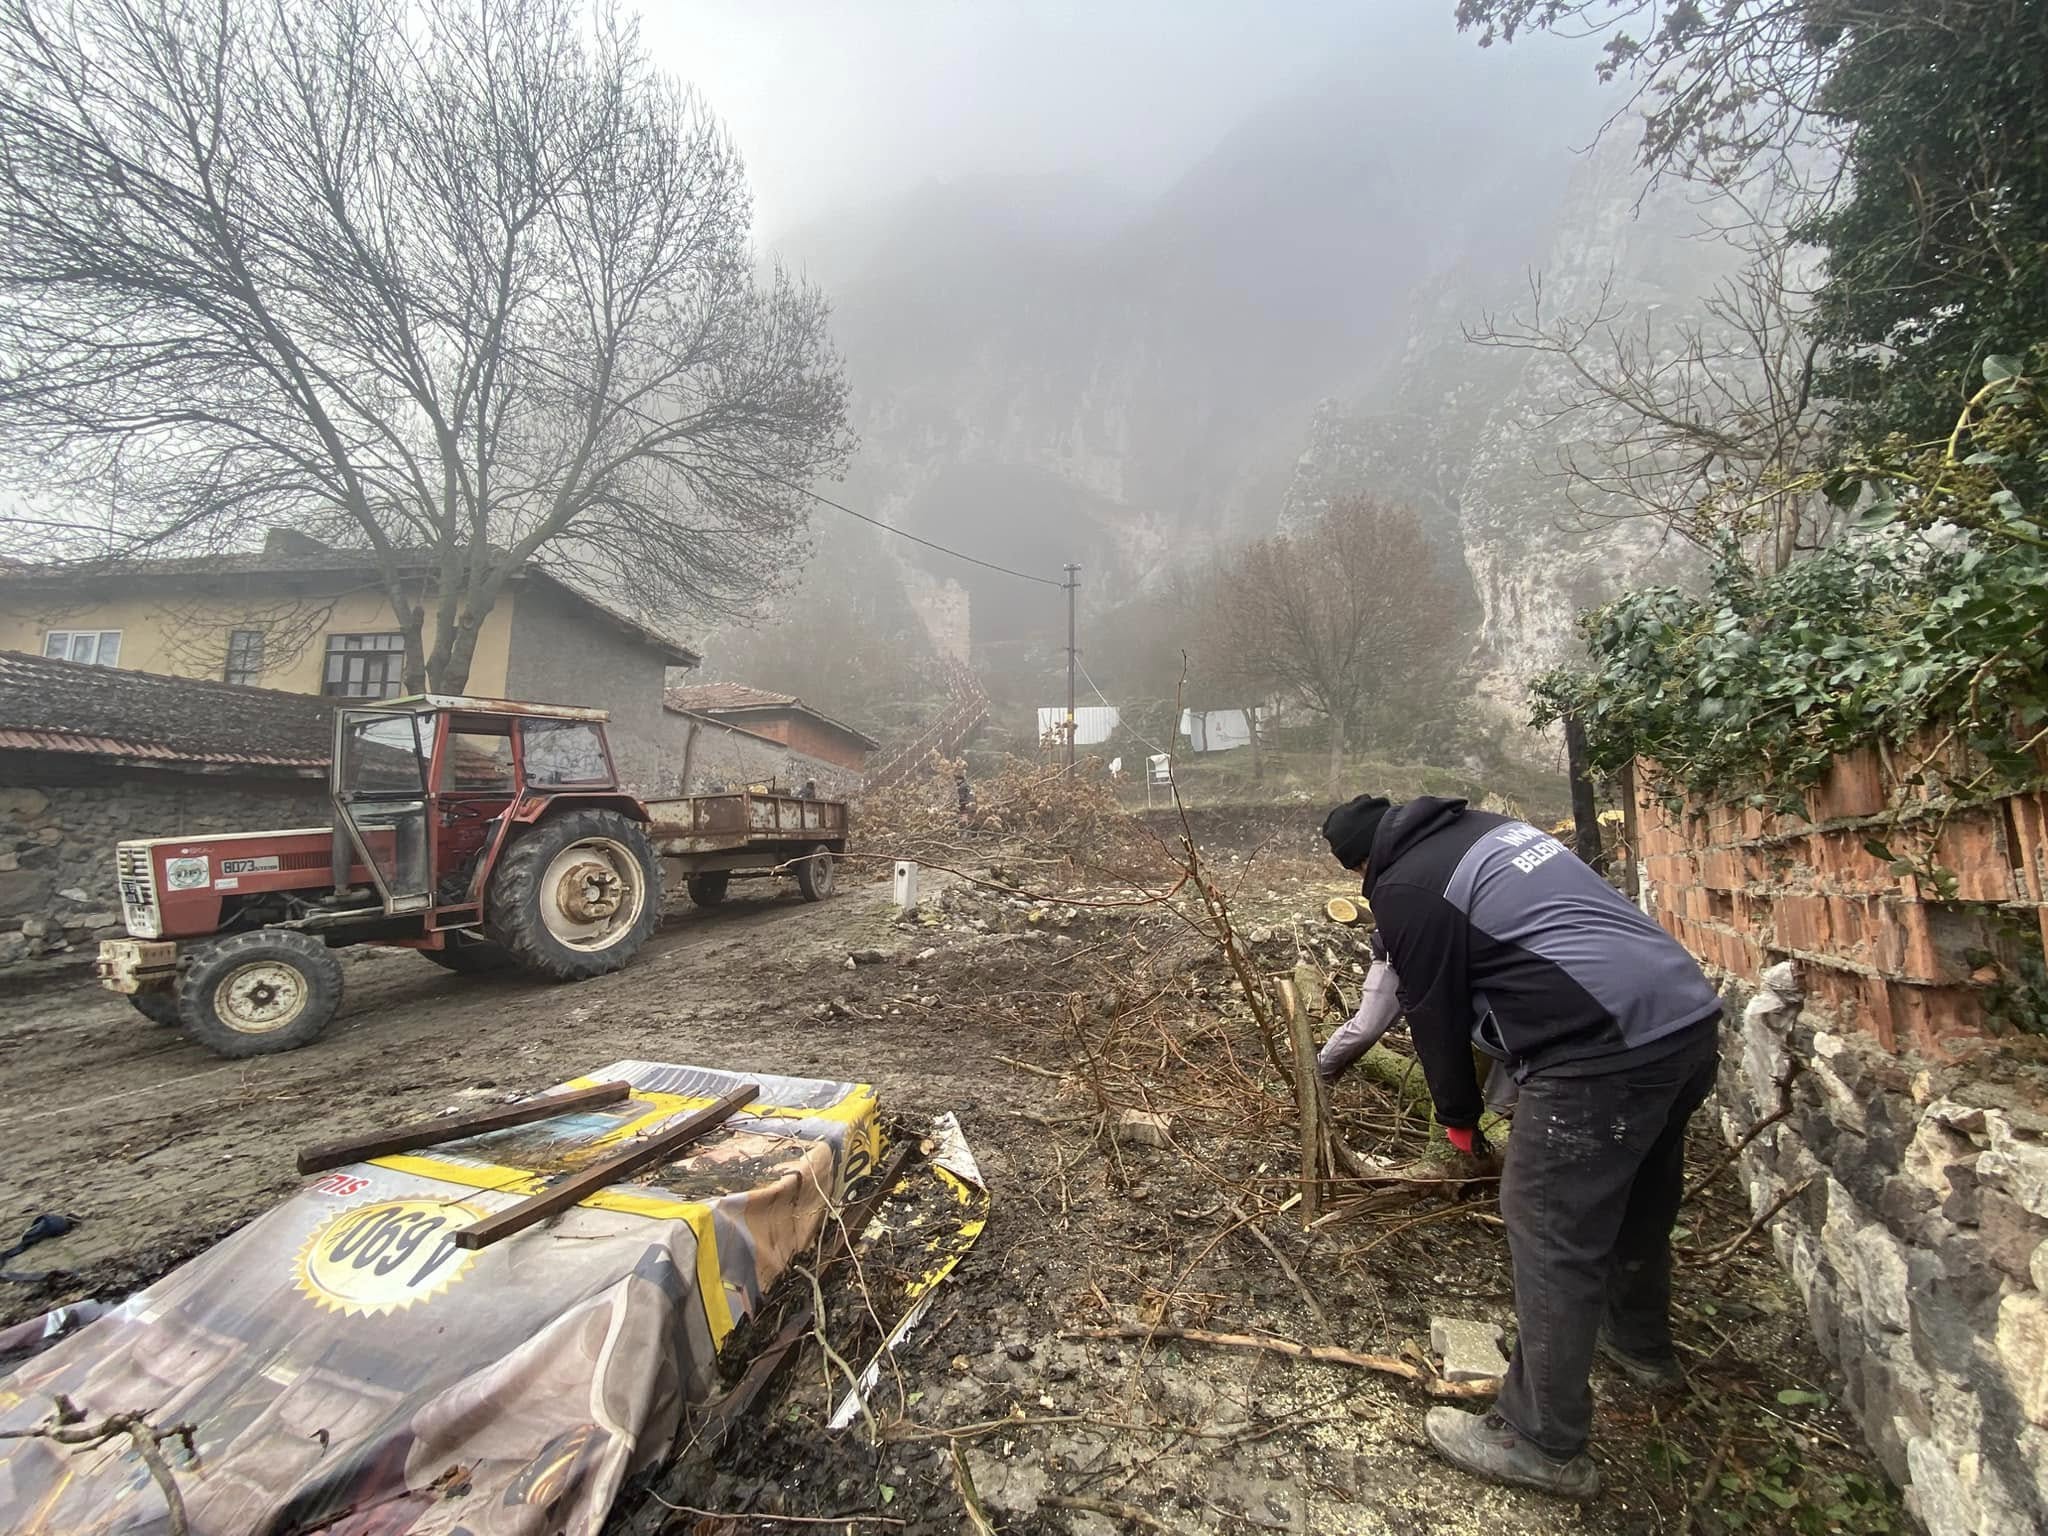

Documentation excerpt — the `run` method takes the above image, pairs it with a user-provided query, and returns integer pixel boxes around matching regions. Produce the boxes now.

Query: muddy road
[0,870,1048,1309]
[0,850,1896,1535]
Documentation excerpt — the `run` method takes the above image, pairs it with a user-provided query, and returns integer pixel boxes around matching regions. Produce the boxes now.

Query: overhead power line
[780,478,1065,589]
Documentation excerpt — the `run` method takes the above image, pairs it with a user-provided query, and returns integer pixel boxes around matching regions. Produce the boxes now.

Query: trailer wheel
[795,845,837,902]
[686,873,730,907]
[420,933,513,974]
[487,808,661,981]
[129,987,181,1026]
[178,931,343,1058]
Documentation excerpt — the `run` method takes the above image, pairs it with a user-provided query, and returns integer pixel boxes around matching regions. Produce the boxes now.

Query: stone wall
[0,754,329,969]
[1633,752,2048,1535]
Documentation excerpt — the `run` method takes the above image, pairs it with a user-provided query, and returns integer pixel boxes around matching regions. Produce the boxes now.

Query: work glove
[1441,1124,1502,1178]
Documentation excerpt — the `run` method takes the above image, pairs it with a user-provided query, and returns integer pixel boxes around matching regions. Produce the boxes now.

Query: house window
[43,630,122,667]
[224,628,265,686]
[322,633,407,699]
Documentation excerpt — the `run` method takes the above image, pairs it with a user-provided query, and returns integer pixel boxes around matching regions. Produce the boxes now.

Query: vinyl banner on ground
[0,1060,881,1535]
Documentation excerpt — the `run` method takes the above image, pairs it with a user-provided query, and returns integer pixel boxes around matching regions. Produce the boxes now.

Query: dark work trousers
[1493,1023,1720,1459]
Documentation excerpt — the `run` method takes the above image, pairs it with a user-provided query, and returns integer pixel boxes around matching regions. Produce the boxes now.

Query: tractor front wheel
[178,930,343,1058]
[486,809,662,981]
[686,873,730,907]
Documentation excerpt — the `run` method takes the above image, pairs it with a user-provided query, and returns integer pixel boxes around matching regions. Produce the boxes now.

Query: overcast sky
[637,0,1603,241]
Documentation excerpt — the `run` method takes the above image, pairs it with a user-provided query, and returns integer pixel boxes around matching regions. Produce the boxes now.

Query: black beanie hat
[1321,795,1391,870]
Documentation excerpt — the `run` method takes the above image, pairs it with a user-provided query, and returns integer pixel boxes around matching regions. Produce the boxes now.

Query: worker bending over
[1319,793,1722,1499]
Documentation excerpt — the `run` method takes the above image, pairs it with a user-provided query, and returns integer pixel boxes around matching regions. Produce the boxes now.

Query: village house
[0,530,703,795]
[665,683,879,799]
[0,540,885,969]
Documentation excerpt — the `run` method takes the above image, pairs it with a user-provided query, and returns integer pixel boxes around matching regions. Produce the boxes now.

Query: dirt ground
[0,830,1901,1536]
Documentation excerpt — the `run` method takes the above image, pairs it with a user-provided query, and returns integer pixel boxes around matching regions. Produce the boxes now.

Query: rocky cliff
[757,72,1739,746]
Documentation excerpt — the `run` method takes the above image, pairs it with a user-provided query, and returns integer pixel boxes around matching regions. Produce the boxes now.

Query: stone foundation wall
[0,754,329,970]
[1724,965,2048,1536]
[1631,742,2048,1535]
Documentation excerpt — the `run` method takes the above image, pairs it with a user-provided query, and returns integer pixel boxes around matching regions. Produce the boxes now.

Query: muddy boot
[1597,1335,1685,1391]
[1423,1408,1601,1500]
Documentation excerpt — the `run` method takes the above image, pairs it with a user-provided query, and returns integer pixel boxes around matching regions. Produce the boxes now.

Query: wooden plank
[296,1081,633,1175]
[454,1081,760,1251]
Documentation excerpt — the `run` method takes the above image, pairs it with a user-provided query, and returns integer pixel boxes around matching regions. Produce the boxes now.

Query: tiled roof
[0,651,333,769]
[664,683,880,752]
[668,683,799,712]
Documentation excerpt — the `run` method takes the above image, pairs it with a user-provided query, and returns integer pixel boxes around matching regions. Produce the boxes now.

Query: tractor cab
[332,696,636,928]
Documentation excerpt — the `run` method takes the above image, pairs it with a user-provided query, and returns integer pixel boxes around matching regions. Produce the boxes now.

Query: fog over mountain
[659,3,1737,743]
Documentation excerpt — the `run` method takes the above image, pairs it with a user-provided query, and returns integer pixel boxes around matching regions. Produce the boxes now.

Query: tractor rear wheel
[129,987,181,1026]
[178,930,343,1058]
[486,808,661,981]
[420,933,514,974]
[686,873,730,907]
[795,844,837,902]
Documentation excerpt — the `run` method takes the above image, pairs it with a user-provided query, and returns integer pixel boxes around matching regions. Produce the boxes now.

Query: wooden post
[1565,714,1607,873]
[1276,978,1325,1223]
[1619,759,1643,904]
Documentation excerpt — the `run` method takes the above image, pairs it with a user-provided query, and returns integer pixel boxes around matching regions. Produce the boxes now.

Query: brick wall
[1634,737,2048,1049]
[1632,738,2048,1535]
[775,713,870,771]
[0,754,330,970]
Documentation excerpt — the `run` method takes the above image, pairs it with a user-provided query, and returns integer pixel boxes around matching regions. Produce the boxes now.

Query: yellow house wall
[0,584,517,697]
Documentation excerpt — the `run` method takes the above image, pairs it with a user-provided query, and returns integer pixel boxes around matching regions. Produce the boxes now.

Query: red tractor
[96,696,846,1057]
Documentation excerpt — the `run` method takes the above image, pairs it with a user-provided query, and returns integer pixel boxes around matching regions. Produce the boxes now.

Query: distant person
[955,770,975,828]
[1318,792,1722,1499]
[799,778,818,800]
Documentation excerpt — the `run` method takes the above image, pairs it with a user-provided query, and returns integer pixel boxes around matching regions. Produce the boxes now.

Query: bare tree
[0,0,850,692]
[1212,497,1468,792]
[1468,226,1841,572]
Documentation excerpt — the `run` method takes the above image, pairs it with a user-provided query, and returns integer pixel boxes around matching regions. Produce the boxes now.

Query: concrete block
[1429,1316,1508,1382]
[1112,1110,1172,1149]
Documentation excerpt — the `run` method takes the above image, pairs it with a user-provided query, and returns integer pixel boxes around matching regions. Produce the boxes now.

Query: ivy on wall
[1532,358,2048,804]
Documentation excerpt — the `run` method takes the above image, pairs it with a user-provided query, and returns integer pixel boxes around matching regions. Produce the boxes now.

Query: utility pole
[1063,563,1080,771]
